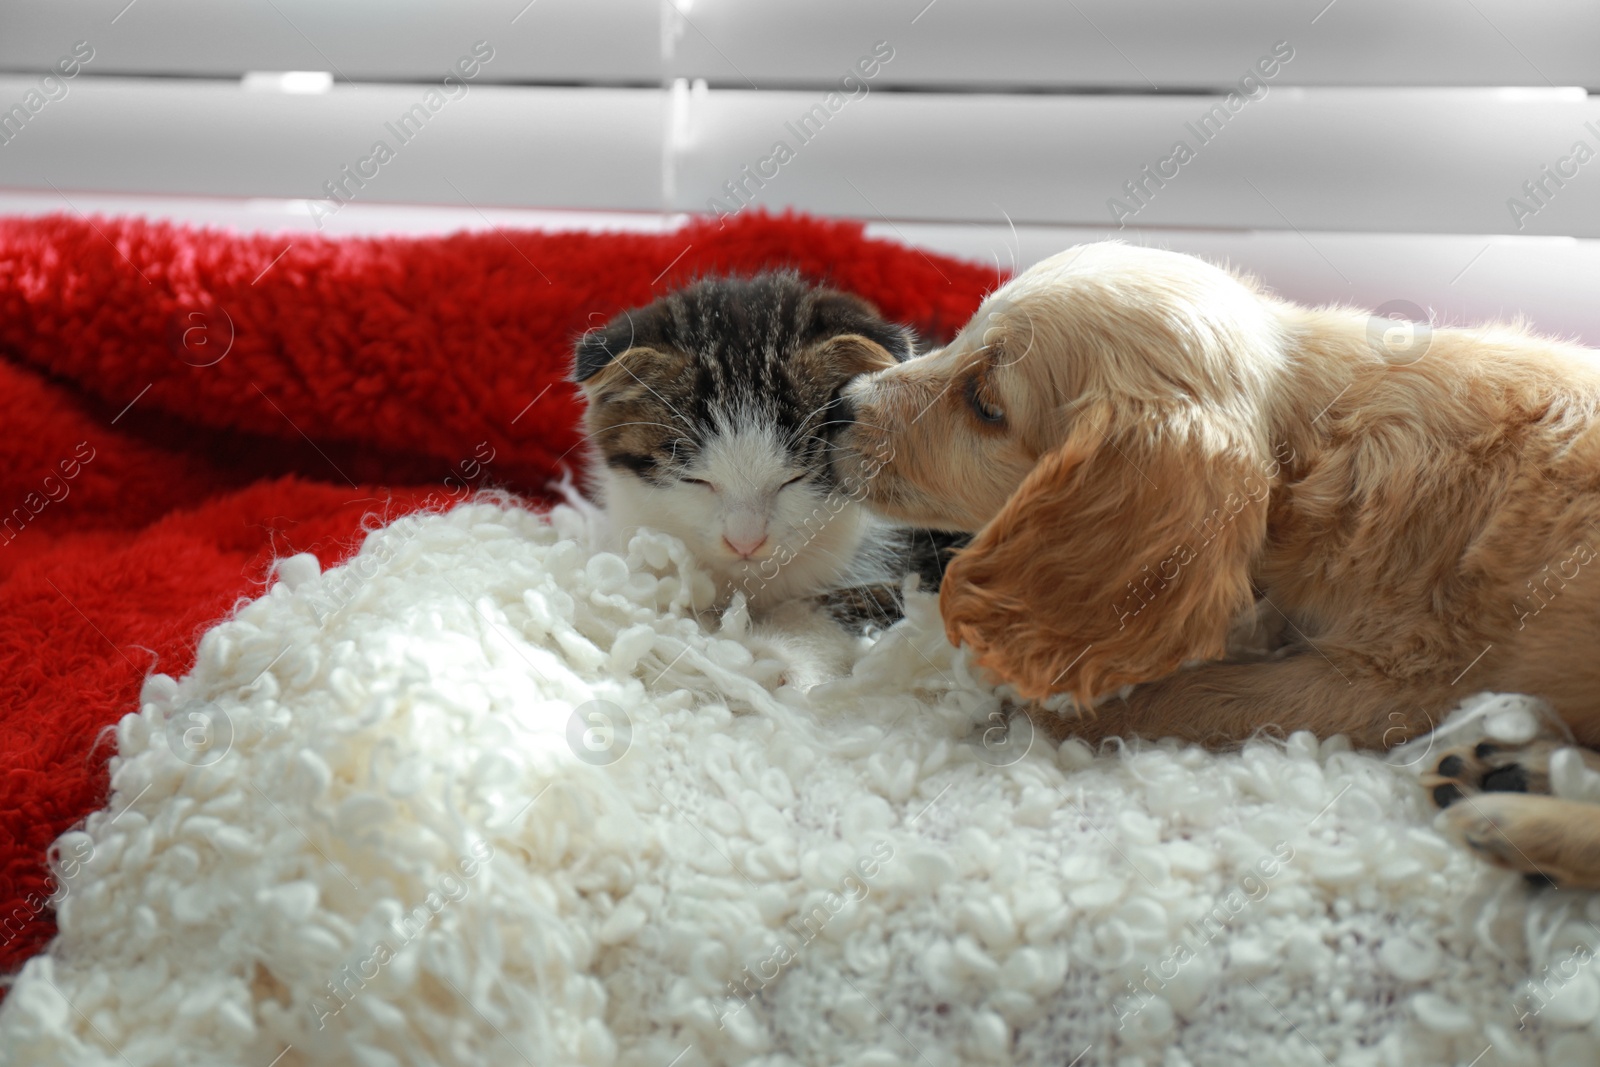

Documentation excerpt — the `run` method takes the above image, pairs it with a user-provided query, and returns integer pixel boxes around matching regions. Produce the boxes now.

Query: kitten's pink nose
[722,533,768,558]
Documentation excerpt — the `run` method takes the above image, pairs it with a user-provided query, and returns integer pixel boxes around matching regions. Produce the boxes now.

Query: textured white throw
[3,497,1600,1067]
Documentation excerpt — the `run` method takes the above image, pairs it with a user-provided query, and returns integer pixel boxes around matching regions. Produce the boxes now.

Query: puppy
[837,241,1600,887]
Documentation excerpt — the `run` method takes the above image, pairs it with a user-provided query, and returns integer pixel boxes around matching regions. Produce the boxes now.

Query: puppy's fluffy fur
[839,242,1600,883]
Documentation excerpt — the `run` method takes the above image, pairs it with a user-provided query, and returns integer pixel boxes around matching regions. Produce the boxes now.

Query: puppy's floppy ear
[940,403,1270,702]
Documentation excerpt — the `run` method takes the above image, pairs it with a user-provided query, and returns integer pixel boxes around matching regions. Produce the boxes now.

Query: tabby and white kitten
[573,272,954,622]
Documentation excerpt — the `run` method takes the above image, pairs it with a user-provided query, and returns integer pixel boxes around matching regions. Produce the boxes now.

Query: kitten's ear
[872,323,917,363]
[796,332,906,384]
[573,309,688,396]
[575,344,691,398]
[573,334,611,383]
[573,320,630,383]
[810,290,917,363]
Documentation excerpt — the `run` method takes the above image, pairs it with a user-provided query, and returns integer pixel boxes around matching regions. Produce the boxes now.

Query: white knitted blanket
[3,498,1599,1067]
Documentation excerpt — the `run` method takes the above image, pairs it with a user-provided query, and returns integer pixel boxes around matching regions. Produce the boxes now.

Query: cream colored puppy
[837,241,1600,888]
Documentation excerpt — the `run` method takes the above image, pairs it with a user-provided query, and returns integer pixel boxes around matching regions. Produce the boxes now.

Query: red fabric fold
[0,209,995,981]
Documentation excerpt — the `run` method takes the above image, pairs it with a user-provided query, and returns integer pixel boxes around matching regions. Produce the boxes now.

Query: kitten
[572,272,960,626]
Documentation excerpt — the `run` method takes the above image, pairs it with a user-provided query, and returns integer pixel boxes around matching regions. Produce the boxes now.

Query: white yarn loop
[0,498,1592,1067]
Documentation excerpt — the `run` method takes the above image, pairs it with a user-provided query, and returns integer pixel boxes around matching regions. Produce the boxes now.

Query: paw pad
[1424,736,1565,810]
[1480,765,1530,793]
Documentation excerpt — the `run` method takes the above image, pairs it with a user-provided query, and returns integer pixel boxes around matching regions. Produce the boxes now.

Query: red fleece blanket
[0,210,994,984]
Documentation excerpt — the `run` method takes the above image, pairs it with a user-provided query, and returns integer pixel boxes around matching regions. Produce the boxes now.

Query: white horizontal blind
[0,78,668,212]
[0,0,661,83]
[2,0,1595,86]
[1,0,1598,343]
[2,1,1595,227]
[673,86,1600,237]
[663,0,1600,89]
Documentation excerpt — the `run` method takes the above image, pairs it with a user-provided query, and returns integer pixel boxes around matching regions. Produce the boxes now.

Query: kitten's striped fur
[574,272,962,625]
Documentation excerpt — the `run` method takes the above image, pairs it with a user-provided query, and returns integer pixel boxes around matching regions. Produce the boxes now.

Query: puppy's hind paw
[1422,734,1600,809]
[1438,793,1600,890]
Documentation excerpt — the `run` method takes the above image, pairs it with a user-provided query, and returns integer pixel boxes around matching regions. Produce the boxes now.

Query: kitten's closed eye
[683,474,807,493]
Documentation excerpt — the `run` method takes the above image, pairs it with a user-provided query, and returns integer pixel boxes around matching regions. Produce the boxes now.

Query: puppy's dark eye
[965,378,1005,425]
